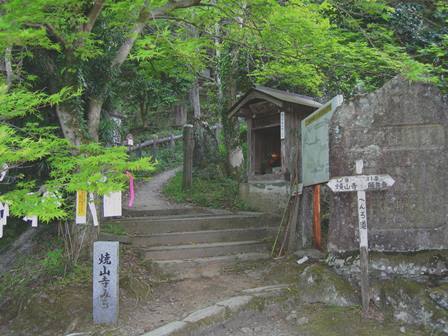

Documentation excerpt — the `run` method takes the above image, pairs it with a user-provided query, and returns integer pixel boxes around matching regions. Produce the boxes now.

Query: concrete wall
[328,77,448,252]
[240,180,289,214]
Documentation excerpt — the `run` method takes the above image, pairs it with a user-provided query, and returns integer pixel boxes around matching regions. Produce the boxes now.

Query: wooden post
[182,124,194,190]
[327,160,395,318]
[287,184,302,253]
[169,134,175,149]
[299,187,314,248]
[152,135,158,159]
[313,184,322,250]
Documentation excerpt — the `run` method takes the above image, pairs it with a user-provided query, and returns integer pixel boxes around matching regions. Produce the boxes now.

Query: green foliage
[41,248,65,276]
[0,86,155,223]
[163,172,251,211]
[152,141,183,174]
[101,222,126,236]
[130,140,183,178]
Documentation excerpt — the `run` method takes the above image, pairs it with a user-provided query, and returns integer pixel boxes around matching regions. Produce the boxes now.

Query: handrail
[127,123,221,152]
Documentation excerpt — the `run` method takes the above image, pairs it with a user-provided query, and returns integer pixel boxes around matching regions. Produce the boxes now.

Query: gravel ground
[127,167,187,210]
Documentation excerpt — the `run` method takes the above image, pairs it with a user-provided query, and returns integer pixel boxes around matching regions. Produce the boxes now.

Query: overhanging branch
[81,0,105,33]
[111,0,202,67]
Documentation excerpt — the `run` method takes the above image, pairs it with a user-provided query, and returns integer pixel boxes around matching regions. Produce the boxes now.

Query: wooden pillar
[169,134,175,149]
[247,118,254,177]
[182,124,194,190]
[313,184,322,250]
[299,186,314,248]
[152,135,159,159]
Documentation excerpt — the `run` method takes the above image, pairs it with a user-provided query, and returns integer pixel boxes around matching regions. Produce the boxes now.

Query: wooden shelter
[229,86,322,183]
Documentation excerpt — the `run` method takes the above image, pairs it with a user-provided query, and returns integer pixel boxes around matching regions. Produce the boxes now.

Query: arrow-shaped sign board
[327,174,395,193]
[327,164,395,318]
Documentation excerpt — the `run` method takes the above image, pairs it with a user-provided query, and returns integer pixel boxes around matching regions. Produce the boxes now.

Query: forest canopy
[0,0,446,224]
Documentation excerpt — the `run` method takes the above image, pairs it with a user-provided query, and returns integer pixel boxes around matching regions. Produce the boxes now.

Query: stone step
[143,240,269,260]
[121,207,213,218]
[131,227,275,247]
[110,214,279,235]
[152,253,271,280]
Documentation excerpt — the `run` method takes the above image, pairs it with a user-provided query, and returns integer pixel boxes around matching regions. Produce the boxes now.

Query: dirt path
[128,167,188,211]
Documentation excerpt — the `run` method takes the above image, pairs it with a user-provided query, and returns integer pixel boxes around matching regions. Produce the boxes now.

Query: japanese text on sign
[93,241,119,324]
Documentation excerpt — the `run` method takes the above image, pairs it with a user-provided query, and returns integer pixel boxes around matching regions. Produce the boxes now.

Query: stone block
[216,295,253,312]
[328,77,448,252]
[183,305,226,323]
[93,241,119,324]
[142,321,188,336]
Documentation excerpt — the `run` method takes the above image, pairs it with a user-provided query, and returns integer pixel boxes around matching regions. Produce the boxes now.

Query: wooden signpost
[327,159,395,316]
[182,124,194,190]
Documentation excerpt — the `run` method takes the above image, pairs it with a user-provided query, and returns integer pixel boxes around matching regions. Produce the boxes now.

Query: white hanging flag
[103,191,122,217]
[0,202,7,225]
[0,203,6,238]
[23,215,38,227]
[76,190,87,224]
[0,203,8,226]
[88,193,99,227]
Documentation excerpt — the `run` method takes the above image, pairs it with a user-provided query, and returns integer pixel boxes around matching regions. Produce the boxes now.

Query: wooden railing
[127,134,182,152]
[127,123,222,153]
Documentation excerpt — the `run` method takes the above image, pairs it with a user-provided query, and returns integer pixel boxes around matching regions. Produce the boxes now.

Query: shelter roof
[228,86,322,118]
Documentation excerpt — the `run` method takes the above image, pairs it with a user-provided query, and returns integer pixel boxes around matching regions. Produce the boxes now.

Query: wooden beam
[182,125,194,190]
[313,184,322,250]
[228,91,284,118]
[252,123,280,131]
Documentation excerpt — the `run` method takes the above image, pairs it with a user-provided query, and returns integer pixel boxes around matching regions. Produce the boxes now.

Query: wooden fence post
[313,184,322,250]
[182,124,194,190]
[169,134,175,149]
[152,135,158,159]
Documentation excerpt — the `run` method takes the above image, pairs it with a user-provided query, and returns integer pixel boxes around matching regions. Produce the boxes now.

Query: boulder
[298,264,359,307]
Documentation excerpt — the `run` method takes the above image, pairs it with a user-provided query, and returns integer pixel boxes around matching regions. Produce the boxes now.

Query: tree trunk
[5,47,14,90]
[56,104,83,146]
[87,96,104,142]
[190,80,201,119]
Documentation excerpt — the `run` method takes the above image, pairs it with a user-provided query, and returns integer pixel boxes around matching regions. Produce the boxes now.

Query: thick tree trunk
[5,47,14,90]
[87,96,104,142]
[190,80,201,119]
[56,104,83,146]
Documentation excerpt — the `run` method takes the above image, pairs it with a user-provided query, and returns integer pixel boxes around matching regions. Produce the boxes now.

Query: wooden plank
[287,193,301,253]
[313,184,322,250]
[327,174,395,192]
[299,186,313,248]
[251,123,280,131]
[182,125,194,190]
[281,139,286,175]
[247,118,254,176]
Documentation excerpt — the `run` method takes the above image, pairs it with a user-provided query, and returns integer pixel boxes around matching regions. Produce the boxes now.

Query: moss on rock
[297,263,359,307]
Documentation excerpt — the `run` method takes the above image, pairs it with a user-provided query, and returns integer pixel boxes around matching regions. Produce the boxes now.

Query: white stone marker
[93,241,119,324]
[327,160,395,316]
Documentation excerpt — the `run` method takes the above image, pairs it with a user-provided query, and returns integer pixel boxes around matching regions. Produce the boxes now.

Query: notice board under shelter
[228,86,322,212]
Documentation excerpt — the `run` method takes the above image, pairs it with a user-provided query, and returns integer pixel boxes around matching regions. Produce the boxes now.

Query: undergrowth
[101,222,127,236]
[0,229,92,310]
[130,140,183,178]
[163,171,252,211]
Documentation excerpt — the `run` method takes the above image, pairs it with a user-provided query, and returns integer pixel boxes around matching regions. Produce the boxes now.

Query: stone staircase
[101,208,279,279]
